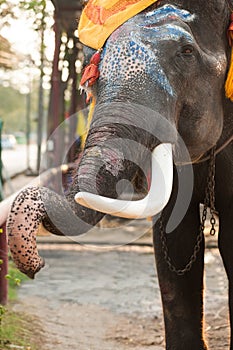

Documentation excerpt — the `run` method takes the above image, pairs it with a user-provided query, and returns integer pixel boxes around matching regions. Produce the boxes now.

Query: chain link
[160,146,218,276]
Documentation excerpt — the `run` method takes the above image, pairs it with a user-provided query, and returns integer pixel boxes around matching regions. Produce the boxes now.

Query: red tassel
[228,13,233,47]
[80,51,101,87]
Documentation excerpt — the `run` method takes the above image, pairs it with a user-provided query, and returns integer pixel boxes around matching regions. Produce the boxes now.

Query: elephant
[6,0,233,349]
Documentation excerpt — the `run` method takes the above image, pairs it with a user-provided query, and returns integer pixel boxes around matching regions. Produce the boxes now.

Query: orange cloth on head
[78,0,159,50]
[225,13,233,102]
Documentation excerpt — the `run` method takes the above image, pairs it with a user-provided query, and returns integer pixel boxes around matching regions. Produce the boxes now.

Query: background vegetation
[0,84,39,133]
[0,0,53,136]
[0,262,44,350]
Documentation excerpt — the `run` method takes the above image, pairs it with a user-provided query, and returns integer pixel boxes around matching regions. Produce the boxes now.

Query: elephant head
[7,0,233,278]
[75,0,233,216]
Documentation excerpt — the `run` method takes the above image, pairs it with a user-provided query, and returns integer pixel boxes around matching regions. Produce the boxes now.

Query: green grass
[0,261,44,350]
[6,261,29,301]
[0,308,43,350]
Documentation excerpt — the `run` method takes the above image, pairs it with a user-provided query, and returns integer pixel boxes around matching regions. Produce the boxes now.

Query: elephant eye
[181,45,194,56]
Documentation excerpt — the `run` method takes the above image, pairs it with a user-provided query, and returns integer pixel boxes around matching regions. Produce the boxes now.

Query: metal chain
[159,146,217,276]
[205,147,218,236]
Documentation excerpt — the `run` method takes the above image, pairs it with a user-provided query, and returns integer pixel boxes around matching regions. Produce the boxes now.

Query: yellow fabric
[78,0,158,50]
[76,111,86,136]
[225,49,233,102]
[82,96,96,147]
[76,110,87,149]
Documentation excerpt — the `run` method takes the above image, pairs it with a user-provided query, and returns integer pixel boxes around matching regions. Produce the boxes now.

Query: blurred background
[0,0,87,199]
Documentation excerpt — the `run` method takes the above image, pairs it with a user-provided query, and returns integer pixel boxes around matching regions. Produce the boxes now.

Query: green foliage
[0,0,18,30]
[0,1,19,69]
[0,261,41,350]
[0,85,27,133]
[19,0,48,38]
[6,261,29,300]
[1,0,53,75]
[20,0,46,11]
[0,304,6,326]
[0,308,42,350]
[0,84,38,133]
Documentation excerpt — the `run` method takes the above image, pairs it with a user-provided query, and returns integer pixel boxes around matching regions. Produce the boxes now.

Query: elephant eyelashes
[181,45,194,55]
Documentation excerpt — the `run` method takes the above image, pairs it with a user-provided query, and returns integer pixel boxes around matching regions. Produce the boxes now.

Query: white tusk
[75,143,173,219]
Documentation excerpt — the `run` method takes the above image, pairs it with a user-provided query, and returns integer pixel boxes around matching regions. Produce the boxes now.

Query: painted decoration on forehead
[78,0,233,102]
[78,0,159,50]
[144,4,195,23]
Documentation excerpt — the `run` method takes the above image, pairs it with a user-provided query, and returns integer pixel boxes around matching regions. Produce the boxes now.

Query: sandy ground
[13,244,230,350]
[5,175,230,349]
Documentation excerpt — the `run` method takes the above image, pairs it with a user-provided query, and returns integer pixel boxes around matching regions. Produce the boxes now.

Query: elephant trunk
[7,122,141,278]
[7,185,104,279]
[7,102,176,278]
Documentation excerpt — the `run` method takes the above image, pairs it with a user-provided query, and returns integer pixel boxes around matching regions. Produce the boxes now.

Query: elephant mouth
[75,143,173,219]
